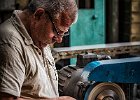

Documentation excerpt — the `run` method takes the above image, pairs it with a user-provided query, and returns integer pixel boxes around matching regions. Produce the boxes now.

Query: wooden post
[131,0,140,41]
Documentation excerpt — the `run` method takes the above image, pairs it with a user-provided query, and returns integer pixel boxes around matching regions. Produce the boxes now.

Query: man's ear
[34,8,45,20]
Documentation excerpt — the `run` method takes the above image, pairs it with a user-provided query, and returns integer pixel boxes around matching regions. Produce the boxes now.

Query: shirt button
[39,52,41,55]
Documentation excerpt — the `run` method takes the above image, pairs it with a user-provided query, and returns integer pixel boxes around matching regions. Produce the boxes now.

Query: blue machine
[83,57,140,100]
[82,57,140,83]
[58,54,140,100]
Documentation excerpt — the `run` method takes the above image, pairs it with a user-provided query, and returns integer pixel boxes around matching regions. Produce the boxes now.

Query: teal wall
[70,0,105,64]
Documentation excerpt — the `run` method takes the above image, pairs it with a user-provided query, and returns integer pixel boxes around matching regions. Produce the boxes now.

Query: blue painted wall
[70,0,105,46]
[70,0,105,64]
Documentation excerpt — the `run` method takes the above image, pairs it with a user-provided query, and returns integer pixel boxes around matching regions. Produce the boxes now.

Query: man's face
[30,8,72,48]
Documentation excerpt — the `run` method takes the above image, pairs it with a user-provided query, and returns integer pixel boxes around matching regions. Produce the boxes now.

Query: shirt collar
[11,10,33,45]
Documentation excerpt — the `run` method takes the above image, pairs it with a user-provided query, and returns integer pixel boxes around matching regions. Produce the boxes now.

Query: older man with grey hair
[0,0,78,100]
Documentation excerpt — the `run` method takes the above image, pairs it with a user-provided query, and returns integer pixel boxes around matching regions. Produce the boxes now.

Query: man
[0,0,78,100]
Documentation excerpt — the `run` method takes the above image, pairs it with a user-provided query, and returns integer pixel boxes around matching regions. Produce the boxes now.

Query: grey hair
[27,0,78,23]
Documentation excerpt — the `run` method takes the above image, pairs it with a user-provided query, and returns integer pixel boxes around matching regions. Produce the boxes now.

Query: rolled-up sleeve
[0,43,25,97]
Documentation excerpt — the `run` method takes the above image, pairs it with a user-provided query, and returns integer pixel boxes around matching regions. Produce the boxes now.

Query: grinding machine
[53,42,140,100]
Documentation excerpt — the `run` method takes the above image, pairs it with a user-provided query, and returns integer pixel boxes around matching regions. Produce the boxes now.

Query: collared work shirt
[0,10,59,99]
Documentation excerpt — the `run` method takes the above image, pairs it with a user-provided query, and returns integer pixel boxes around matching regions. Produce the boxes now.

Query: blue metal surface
[81,57,140,83]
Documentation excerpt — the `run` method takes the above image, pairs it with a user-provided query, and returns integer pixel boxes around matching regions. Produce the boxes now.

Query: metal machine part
[56,42,140,100]
[76,53,111,67]
[58,65,83,99]
[58,53,111,99]
[58,53,140,100]
[58,65,127,100]
[53,42,140,62]
[85,83,125,100]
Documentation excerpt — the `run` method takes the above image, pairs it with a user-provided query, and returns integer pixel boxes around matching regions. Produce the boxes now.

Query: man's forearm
[18,96,76,100]
[0,92,76,100]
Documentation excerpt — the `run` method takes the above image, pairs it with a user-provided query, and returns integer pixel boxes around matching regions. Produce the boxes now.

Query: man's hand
[53,96,76,100]
[18,96,76,100]
[0,92,17,100]
[0,92,76,100]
